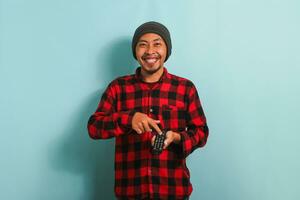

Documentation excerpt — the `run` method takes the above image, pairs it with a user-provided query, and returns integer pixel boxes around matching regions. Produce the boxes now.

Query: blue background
[1,0,299,199]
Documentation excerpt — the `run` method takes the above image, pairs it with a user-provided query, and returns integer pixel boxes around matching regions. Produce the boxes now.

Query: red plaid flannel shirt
[87,67,209,200]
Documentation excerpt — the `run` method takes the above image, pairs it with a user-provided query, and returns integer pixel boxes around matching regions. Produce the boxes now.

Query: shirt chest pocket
[160,104,187,131]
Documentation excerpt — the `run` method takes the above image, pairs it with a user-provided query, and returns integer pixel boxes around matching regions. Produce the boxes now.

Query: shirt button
[149,108,153,113]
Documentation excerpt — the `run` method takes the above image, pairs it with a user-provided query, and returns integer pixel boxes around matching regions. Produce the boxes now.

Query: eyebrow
[138,38,162,43]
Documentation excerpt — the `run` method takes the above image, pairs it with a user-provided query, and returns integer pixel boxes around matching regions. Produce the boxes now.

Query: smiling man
[87,21,209,200]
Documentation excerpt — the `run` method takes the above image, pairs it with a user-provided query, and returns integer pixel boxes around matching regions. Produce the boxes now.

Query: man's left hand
[151,131,181,149]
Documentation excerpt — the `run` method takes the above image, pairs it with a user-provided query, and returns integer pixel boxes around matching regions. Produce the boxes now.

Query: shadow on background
[49,37,137,199]
[105,37,137,79]
[99,36,137,84]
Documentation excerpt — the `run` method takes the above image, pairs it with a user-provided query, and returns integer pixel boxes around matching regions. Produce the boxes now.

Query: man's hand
[132,112,161,134]
[151,131,181,149]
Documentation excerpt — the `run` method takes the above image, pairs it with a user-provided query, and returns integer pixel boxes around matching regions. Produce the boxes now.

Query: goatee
[143,65,163,75]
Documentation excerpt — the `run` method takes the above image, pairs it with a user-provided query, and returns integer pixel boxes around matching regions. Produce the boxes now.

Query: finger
[149,120,162,134]
[138,122,145,133]
[134,127,142,134]
[151,135,156,146]
[132,124,142,134]
[163,131,173,149]
[142,120,152,132]
[163,138,172,149]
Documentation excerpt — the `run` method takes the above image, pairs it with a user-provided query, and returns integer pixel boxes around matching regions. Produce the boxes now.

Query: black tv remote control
[152,130,166,155]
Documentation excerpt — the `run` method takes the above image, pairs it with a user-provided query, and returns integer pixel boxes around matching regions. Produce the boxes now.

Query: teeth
[145,58,157,63]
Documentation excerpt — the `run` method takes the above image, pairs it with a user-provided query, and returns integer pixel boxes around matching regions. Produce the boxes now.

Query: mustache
[142,53,161,59]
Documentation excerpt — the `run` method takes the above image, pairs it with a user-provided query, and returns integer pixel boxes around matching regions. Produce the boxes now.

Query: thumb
[163,135,173,149]
[151,135,156,146]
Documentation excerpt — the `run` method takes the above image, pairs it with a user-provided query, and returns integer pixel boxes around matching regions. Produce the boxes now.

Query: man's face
[135,33,167,75]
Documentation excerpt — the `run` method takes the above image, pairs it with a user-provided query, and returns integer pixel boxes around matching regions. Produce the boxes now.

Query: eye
[138,43,147,47]
[154,42,161,47]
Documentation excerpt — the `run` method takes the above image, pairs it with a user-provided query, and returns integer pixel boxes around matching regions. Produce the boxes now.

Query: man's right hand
[132,112,161,134]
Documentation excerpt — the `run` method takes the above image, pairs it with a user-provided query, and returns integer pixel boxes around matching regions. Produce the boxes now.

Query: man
[87,21,209,200]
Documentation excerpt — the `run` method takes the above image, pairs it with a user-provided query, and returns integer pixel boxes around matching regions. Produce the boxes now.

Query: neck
[141,66,164,83]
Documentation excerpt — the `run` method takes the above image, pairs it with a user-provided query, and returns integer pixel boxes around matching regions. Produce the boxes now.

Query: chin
[142,64,162,74]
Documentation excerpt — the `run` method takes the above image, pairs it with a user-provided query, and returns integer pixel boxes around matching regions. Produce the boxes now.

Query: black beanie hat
[132,21,172,62]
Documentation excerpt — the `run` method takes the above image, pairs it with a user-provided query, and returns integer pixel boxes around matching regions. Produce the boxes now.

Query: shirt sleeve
[177,83,209,158]
[87,81,136,139]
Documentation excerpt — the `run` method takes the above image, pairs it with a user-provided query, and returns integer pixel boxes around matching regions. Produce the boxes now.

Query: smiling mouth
[142,54,160,64]
[143,58,158,64]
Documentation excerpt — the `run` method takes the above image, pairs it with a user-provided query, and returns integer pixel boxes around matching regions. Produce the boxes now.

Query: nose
[146,44,155,54]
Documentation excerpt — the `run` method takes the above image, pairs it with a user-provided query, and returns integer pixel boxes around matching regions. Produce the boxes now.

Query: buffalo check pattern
[87,67,209,200]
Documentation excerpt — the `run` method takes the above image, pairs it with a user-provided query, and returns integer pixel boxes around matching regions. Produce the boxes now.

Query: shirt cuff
[173,131,192,159]
[119,110,136,128]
